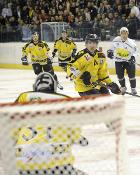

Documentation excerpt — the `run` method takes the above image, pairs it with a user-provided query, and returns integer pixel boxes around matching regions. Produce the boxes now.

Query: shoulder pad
[38,42,45,48]
[22,42,31,50]
[55,38,60,43]
[59,37,63,41]
[65,39,71,44]
[128,38,136,47]
[76,49,86,57]
[113,36,121,42]
[71,49,86,63]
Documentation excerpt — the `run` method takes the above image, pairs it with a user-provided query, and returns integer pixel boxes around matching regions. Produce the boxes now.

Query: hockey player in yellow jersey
[52,30,77,72]
[14,72,88,175]
[67,34,121,96]
[21,31,63,90]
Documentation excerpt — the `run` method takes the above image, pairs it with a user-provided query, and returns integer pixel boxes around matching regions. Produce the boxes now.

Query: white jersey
[112,36,137,62]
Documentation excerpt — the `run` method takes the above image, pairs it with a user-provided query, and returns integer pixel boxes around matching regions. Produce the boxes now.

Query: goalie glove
[129,56,135,64]
[107,49,114,59]
[80,71,91,85]
[21,56,28,65]
[108,82,121,94]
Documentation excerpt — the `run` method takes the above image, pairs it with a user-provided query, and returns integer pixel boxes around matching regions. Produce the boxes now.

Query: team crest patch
[85,54,91,61]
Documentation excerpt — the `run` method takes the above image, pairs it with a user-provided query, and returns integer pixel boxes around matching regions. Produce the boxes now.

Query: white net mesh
[0,95,127,175]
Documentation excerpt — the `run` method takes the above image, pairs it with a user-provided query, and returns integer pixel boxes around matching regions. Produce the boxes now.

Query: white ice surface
[0,69,140,175]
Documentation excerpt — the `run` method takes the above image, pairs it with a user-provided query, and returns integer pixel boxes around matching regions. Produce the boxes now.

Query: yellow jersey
[13,92,85,171]
[54,37,76,61]
[15,91,70,103]
[67,48,112,92]
[22,41,50,65]
[15,125,82,171]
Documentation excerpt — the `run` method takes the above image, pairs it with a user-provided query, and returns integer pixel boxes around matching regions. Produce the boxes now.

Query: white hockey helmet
[33,72,57,93]
[120,27,129,34]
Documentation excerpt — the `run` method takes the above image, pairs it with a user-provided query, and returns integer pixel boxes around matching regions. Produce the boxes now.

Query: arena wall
[0,41,140,75]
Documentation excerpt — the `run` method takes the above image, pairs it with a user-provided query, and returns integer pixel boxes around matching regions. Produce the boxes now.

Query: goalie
[67,34,120,96]
[107,27,137,95]
[14,72,88,175]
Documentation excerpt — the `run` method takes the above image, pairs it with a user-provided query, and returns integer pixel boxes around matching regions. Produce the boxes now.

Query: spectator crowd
[0,0,140,41]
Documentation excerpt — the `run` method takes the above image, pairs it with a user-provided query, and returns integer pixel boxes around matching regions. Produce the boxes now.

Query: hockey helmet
[120,27,129,34]
[85,34,99,44]
[33,72,57,93]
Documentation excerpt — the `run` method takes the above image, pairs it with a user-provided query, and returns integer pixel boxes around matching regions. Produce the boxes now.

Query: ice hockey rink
[0,68,140,175]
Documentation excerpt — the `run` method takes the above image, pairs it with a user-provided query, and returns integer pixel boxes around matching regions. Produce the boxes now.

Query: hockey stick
[52,61,71,64]
[90,80,140,97]
[27,60,72,65]
[125,92,140,97]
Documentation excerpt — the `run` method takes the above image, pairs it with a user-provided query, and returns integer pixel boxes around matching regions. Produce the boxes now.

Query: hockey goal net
[0,95,127,175]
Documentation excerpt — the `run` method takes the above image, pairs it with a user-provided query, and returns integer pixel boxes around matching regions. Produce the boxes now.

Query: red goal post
[0,95,128,175]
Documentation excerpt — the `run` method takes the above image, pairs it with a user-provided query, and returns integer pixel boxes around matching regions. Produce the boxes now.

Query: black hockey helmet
[85,34,99,44]
[33,72,57,93]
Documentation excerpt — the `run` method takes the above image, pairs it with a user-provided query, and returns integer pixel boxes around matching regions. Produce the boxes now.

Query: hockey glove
[129,56,135,64]
[108,82,121,94]
[100,86,109,94]
[21,56,28,65]
[107,49,114,59]
[71,49,77,58]
[80,71,91,85]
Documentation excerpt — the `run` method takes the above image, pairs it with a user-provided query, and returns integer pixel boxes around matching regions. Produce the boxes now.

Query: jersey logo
[85,54,91,61]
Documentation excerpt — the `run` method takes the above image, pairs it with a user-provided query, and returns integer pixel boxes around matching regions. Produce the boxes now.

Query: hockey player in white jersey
[107,27,137,95]
[14,72,88,175]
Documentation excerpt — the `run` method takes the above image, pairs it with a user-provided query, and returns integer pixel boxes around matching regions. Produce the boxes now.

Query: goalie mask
[33,72,57,93]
